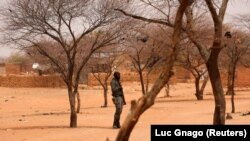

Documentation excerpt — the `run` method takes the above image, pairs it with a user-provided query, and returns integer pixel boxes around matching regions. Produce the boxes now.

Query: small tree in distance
[125,24,171,95]
[6,52,31,65]
[234,14,250,68]
[222,30,250,113]
[177,43,209,100]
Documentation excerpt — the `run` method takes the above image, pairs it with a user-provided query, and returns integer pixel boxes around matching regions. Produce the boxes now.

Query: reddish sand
[0,82,250,141]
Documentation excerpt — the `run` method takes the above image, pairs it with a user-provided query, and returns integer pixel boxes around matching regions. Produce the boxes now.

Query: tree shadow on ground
[0,125,113,131]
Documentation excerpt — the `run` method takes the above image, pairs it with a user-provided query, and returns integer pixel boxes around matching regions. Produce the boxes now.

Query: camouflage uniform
[110,72,126,128]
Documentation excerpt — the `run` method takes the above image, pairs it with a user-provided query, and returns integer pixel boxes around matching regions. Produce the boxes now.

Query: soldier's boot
[113,120,118,129]
[113,108,121,129]
[113,118,121,129]
[116,121,121,128]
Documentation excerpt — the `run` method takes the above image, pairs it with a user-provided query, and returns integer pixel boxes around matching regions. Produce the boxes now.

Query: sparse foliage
[185,0,229,124]
[6,52,31,64]
[125,24,171,95]
[116,1,191,140]
[117,0,228,126]
[89,46,124,107]
[221,29,250,113]
[177,43,208,100]
[1,0,123,127]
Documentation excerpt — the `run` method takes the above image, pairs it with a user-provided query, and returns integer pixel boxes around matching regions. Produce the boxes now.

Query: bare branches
[185,5,210,61]
[141,0,170,18]
[218,0,229,21]
[205,0,229,24]
[2,0,124,127]
[205,0,220,24]
[233,14,250,31]
[114,9,173,27]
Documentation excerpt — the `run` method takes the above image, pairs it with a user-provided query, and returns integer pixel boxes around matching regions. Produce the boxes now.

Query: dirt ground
[0,82,250,141]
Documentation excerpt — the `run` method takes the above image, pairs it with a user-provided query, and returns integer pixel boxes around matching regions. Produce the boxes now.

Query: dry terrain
[0,82,250,141]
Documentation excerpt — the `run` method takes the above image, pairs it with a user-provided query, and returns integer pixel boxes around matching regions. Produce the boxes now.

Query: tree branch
[218,0,229,21]
[114,9,173,27]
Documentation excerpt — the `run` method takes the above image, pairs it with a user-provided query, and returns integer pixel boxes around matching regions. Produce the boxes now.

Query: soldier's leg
[113,97,123,128]
[113,97,118,128]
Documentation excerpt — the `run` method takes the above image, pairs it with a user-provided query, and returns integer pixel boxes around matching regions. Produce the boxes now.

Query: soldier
[110,71,126,129]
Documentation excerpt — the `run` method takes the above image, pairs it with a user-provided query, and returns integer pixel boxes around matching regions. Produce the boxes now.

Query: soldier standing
[110,71,126,129]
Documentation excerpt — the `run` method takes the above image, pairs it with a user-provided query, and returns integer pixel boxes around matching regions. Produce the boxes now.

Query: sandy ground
[0,82,250,141]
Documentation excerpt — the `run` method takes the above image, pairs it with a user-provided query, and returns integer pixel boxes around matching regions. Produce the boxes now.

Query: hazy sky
[225,0,250,21]
[0,0,249,58]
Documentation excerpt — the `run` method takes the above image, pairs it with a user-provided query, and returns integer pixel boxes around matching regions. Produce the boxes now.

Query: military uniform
[110,72,126,129]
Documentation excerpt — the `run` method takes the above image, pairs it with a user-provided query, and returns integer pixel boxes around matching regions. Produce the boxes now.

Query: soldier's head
[114,71,121,80]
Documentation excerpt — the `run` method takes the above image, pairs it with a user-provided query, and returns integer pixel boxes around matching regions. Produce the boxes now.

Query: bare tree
[125,24,169,95]
[115,1,192,140]
[234,14,250,31]
[89,46,124,107]
[26,45,59,75]
[234,14,250,68]
[240,51,250,67]
[116,0,229,124]
[1,0,123,127]
[177,43,209,100]
[6,51,31,65]
[222,30,250,113]
[185,0,229,124]
[126,33,149,95]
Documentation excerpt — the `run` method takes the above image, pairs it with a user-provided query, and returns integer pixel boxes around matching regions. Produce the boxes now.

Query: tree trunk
[76,91,81,113]
[164,83,170,97]
[206,48,226,125]
[231,92,235,113]
[226,50,237,113]
[199,76,209,100]
[68,87,77,127]
[226,64,234,95]
[116,70,175,141]
[139,71,146,95]
[102,87,108,108]
[194,77,202,100]
[116,95,153,141]
[231,60,237,113]
[195,76,209,100]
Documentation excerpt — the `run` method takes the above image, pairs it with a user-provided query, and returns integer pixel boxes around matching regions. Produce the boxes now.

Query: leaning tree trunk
[115,1,190,140]
[206,48,226,125]
[199,76,209,100]
[116,70,175,141]
[195,75,209,100]
[68,86,77,127]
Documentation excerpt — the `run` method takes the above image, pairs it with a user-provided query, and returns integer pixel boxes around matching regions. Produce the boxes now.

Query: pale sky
[225,0,250,22]
[0,0,249,58]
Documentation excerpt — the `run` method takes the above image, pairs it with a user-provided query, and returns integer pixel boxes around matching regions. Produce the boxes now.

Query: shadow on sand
[0,125,113,131]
